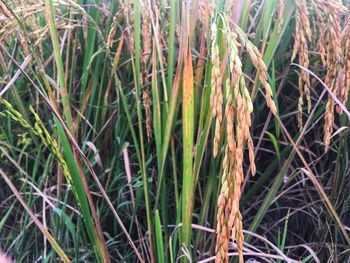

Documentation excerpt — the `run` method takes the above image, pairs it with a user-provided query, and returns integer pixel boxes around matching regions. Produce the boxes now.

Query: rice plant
[0,0,349,262]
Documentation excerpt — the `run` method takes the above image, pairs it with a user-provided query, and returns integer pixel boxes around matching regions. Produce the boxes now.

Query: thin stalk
[154,1,186,208]
[171,136,179,211]
[79,0,100,101]
[44,0,73,132]
[133,0,155,261]
[166,0,176,94]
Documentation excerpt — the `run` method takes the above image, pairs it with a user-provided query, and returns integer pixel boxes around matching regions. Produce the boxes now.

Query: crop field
[0,0,349,262]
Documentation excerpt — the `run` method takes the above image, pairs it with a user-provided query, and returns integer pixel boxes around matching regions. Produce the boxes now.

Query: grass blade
[181,39,195,255]
[155,210,165,263]
[44,0,73,132]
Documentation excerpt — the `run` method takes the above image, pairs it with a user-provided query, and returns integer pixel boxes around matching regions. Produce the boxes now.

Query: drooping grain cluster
[233,26,277,116]
[277,0,285,33]
[0,2,48,53]
[339,18,350,112]
[0,99,73,185]
[310,0,326,65]
[122,0,135,55]
[210,22,223,158]
[322,2,345,152]
[243,38,277,115]
[140,0,152,141]
[309,0,347,152]
[293,0,349,151]
[213,15,276,263]
[292,0,312,129]
[107,17,117,50]
[213,20,244,263]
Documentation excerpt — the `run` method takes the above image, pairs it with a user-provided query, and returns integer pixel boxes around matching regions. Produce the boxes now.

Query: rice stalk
[141,0,152,140]
[44,0,74,132]
[133,0,155,260]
